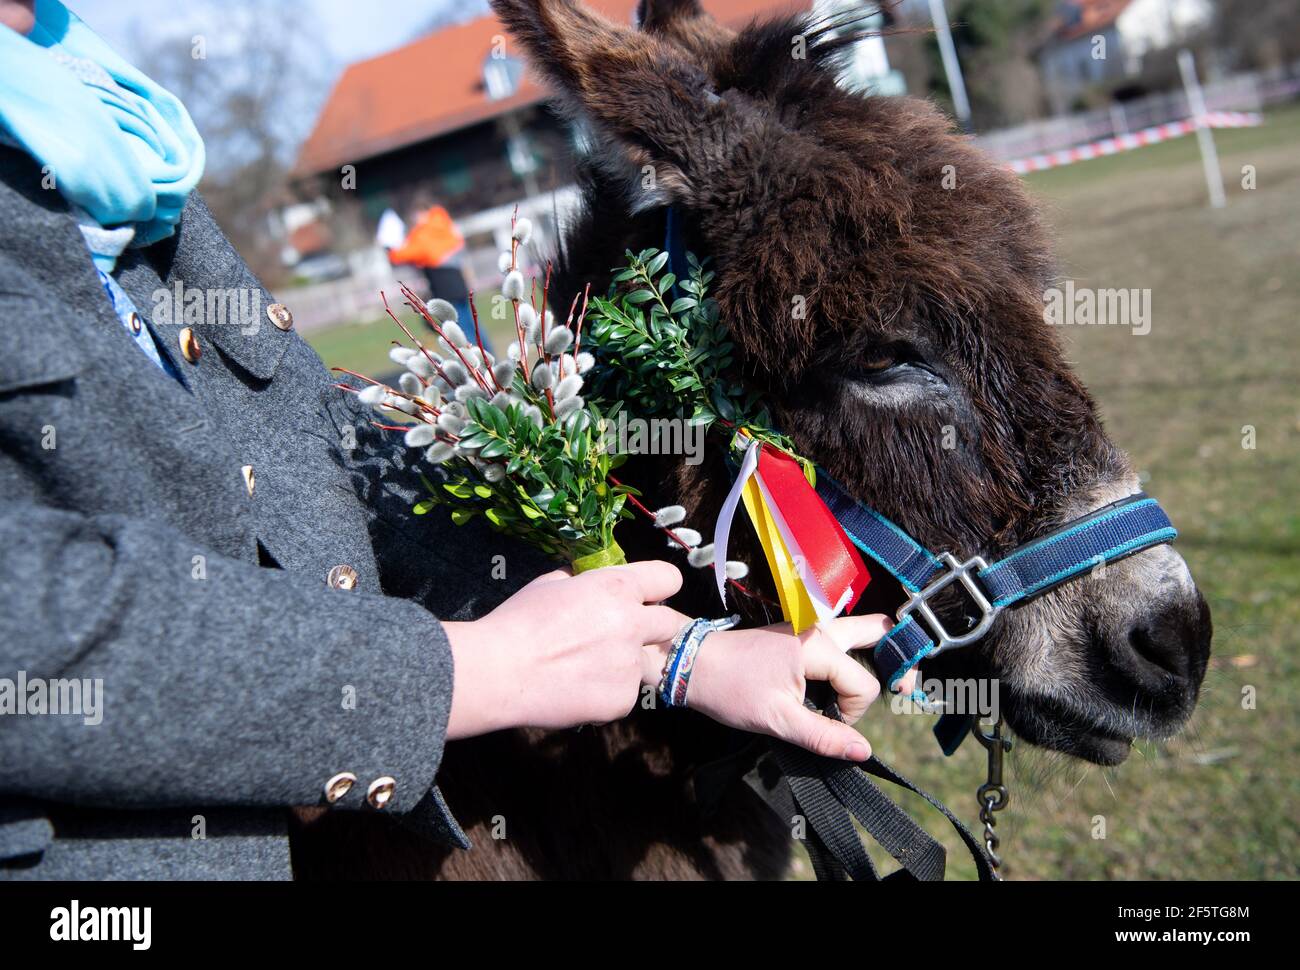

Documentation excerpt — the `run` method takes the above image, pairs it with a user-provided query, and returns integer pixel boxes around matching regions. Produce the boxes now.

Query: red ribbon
[756,446,871,615]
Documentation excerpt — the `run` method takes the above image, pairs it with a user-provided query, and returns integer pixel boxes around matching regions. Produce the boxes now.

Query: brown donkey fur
[290,0,1210,880]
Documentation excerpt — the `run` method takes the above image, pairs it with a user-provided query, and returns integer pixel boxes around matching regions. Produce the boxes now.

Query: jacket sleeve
[0,499,452,817]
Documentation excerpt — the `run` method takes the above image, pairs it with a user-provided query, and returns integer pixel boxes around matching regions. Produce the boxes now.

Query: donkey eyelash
[849,343,940,382]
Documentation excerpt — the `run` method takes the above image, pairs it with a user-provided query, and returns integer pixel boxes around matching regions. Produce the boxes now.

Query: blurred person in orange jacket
[388,202,488,351]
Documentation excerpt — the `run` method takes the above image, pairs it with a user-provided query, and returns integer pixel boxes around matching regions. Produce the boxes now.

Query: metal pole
[1109,101,1128,137]
[928,0,972,129]
[1177,48,1226,209]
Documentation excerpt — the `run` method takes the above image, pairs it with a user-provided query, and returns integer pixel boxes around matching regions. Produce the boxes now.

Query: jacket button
[366,777,396,810]
[267,303,294,331]
[323,771,356,804]
[327,564,358,590]
[241,464,255,497]
[127,311,143,336]
[178,327,201,363]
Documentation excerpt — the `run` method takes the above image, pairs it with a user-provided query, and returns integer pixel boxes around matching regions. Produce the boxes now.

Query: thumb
[777,701,873,762]
[818,614,894,653]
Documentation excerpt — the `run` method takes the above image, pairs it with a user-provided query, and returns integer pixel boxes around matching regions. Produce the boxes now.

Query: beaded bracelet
[658,615,740,709]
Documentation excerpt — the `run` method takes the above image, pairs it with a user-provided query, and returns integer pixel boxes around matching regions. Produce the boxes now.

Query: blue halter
[815,472,1176,682]
[659,209,1180,751]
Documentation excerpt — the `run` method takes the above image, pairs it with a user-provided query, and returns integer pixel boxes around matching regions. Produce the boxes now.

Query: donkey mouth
[1006,699,1138,766]
[1004,674,1201,766]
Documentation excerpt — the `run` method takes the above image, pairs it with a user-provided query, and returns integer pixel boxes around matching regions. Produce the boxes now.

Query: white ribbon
[713,437,762,606]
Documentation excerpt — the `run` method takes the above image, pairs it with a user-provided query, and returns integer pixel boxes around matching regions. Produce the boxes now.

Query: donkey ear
[637,0,736,56]
[491,0,736,204]
[635,0,703,28]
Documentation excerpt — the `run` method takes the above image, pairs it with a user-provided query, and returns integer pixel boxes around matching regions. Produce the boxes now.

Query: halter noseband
[816,472,1177,748]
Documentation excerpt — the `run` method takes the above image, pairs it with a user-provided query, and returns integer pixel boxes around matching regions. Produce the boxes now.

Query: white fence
[274,187,583,335]
[976,66,1299,162]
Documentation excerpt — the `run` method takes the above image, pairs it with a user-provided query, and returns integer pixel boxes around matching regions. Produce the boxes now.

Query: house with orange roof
[290,0,905,286]
[1038,0,1212,114]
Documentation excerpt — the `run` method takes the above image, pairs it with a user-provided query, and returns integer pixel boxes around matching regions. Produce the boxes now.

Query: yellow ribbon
[740,476,817,633]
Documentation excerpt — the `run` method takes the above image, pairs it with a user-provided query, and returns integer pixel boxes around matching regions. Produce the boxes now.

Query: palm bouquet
[341,215,636,571]
[340,213,822,612]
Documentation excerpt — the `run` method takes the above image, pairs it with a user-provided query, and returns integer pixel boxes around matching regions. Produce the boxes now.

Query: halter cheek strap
[816,473,1178,749]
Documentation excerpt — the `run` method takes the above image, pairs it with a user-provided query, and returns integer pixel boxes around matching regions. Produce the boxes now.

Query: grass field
[305,294,520,382]
[306,106,1300,881]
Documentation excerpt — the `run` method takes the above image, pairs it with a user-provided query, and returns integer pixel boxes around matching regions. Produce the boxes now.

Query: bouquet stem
[570,540,627,573]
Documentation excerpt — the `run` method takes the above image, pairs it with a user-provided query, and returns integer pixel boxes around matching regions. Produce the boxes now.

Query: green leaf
[413,499,437,515]
[625,289,655,305]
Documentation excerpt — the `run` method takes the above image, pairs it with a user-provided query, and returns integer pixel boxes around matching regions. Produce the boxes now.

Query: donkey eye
[859,354,896,373]
[839,343,946,394]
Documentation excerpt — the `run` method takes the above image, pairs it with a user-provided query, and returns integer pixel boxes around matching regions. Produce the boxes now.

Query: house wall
[1041,26,1125,114]
[312,105,577,236]
[1039,0,1213,114]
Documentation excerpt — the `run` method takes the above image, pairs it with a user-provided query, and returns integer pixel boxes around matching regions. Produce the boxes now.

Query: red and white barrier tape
[1006,111,1263,175]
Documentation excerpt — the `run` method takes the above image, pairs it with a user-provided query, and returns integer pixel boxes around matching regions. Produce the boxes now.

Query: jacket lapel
[141,194,291,383]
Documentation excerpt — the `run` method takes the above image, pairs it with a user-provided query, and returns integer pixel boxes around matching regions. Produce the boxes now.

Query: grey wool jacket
[0,146,544,879]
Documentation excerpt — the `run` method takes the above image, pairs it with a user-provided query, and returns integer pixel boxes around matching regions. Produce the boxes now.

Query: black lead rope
[742,698,998,882]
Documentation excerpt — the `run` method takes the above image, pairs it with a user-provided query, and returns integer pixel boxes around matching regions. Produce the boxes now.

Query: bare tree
[131,0,335,283]
[1212,0,1300,74]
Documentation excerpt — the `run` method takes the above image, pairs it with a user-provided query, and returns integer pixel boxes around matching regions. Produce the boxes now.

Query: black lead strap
[742,698,998,882]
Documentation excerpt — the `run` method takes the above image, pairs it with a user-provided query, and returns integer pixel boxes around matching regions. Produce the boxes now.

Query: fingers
[777,702,873,762]
[815,614,918,698]
[894,666,919,695]
[818,614,893,653]
[803,634,881,724]
[639,605,691,647]
[604,560,684,603]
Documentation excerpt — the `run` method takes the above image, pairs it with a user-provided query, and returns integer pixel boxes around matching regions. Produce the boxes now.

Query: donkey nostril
[1127,624,1183,677]
[1126,598,1210,681]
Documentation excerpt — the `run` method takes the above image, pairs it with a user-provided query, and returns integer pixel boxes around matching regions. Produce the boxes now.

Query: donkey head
[492,0,1211,765]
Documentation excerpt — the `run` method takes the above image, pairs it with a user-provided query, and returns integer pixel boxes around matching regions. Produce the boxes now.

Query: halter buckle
[897,552,1000,655]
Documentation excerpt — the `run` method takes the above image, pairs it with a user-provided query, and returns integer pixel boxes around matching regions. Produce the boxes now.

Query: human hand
[445,561,684,738]
[682,616,916,762]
